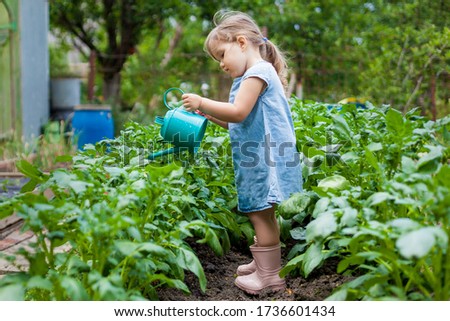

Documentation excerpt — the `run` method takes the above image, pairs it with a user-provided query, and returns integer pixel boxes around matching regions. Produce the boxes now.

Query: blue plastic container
[72,105,114,150]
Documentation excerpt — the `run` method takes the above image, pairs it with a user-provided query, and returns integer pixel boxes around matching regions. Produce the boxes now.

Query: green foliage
[0,121,240,300]
[1,97,448,300]
[49,43,78,78]
[50,1,448,123]
[279,98,450,300]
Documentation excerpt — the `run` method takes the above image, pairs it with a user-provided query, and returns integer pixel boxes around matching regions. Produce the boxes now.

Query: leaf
[337,255,365,273]
[20,178,39,193]
[131,179,147,192]
[312,197,330,218]
[290,226,306,240]
[16,160,47,181]
[341,207,358,227]
[60,276,89,300]
[325,288,348,301]
[69,180,92,194]
[306,212,338,242]
[401,156,416,174]
[148,274,190,294]
[325,153,341,166]
[126,226,142,242]
[280,254,304,278]
[278,192,311,219]
[386,108,404,135]
[341,151,359,164]
[114,241,140,257]
[389,218,420,232]
[0,200,15,220]
[178,247,207,293]
[396,228,436,259]
[367,142,383,152]
[416,146,443,174]
[302,242,324,277]
[435,164,450,188]
[117,194,139,210]
[203,228,223,256]
[287,242,307,260]
[332,115,353,140]
[0,283,25,300]
[67,256,91,275]
[138,242,168,256]
[320,144,342,153]
[104,166,127,177]
[317,175,349,192]
[364,147,381,173]
[27,276,53,291]
[424,226,448,250]
[366,192,393,206]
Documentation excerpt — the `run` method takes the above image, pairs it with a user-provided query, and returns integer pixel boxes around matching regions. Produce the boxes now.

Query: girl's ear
[236,35,247,49]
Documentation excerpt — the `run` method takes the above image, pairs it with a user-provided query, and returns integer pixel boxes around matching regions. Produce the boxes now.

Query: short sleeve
[242,62,271,89]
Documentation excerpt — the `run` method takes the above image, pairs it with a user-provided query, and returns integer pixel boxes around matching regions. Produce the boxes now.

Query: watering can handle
[163,87,185,110]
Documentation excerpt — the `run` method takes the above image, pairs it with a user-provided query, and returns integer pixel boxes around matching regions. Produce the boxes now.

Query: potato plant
[0,121,241,300]
[0,99,448,300]
[279,99,450,300]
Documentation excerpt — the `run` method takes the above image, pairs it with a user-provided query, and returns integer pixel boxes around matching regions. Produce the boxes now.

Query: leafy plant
[1,98,448,301]
[0,120,241,300]
[279,98,450,300]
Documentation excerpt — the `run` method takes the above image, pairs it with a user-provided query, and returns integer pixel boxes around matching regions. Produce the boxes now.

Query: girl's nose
[220,61,225,69]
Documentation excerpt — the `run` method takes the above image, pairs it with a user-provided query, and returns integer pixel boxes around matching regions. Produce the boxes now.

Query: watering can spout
[148,147,180,160]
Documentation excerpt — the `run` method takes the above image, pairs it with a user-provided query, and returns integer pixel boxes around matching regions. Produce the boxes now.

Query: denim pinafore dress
[228,61,302,213]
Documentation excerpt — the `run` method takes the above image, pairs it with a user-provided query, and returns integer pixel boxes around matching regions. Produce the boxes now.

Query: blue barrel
[72,105,114,150]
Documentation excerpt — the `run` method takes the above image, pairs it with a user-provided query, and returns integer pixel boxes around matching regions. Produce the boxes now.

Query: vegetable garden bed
[0,99,448,300]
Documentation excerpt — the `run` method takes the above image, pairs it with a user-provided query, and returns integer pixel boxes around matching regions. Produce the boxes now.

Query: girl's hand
[182,93,203,112]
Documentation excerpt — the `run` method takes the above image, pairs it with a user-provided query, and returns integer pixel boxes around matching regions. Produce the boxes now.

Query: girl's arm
[182,77,265,123]
[200,112,229,129]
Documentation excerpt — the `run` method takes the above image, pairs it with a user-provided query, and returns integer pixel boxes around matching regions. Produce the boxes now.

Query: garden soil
[158,240,352,301]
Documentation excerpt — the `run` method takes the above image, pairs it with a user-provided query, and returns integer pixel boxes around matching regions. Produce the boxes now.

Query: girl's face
[211,40,247,78]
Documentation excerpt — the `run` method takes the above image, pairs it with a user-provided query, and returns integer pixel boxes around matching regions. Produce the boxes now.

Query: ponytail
[261,40,289,89]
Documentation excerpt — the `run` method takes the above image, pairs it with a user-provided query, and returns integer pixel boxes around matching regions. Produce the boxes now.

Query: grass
[0,121,76,172]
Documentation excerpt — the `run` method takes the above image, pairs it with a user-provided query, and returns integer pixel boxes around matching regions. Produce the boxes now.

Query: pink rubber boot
[234,244,286,295]
[236,236,257,276]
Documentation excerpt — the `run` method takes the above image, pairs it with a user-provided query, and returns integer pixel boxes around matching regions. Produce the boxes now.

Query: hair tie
[262,37,268,43]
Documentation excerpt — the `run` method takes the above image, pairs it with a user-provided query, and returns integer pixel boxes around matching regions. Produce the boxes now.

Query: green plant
[279,98,450,300]
[0,121,76,172]
[0,119,243,300]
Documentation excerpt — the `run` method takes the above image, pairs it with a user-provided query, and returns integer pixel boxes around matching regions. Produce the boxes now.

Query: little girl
[182,11,302,295]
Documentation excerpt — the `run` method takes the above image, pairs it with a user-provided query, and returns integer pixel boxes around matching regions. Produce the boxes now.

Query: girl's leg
[247,205,279,247]
[236,206,279,275]
[234,205,286,294]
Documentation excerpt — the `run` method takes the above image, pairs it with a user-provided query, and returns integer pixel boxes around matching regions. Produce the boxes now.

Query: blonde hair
[204,11,288,88]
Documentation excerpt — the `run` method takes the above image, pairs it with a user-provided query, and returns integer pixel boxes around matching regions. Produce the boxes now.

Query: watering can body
[149,88,208,160]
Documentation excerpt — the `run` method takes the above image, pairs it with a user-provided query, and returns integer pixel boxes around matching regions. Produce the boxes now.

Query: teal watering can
[149,88,208,160]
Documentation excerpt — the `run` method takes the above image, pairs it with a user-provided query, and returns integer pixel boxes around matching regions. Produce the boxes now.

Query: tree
[50,0,192,106]
[356,0,449,118]
[254,0,448,116]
